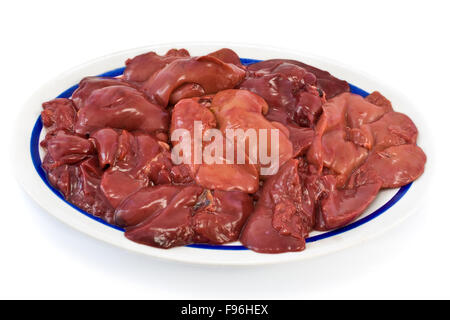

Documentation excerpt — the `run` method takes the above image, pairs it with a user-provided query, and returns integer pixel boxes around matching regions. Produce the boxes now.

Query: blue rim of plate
[30,57,412,251]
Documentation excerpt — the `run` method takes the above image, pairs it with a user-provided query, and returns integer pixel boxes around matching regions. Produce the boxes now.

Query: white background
[1,0,449,299]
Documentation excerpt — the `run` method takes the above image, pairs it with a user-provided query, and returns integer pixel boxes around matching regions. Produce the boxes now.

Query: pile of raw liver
[40,48,426,253]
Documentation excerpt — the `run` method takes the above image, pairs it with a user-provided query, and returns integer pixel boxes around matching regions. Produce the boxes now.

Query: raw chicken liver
[39,48,426,254]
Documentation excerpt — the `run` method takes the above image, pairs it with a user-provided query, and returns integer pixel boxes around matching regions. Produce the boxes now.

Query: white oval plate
[14,43,430,265]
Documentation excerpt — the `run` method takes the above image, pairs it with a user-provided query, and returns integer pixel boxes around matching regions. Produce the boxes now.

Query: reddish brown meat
[365,91,393,113]
[248,59,349,99]
[170,95,260,193]
[90,127,193,208]
[123,48,190,84]
[307,92,391,186]
[125,185,203,248]
[45,131,94,167]
[211,89,293,175]
[168,83,206,105]
[238,59,328,166]
[125,187,254,248]
[170,96,218,175]
[170,89,294,192]
[192,190,254,243]
[41,98,77,134]
[72,76,136,110]
[75,85,169,136]
[315,174,382,230]
[240,159,314,253]
[125,48,244,106]
[115,185,183,227]
[43,155,115,223]
[100,170,147,208]
[142,55,246,107]
[90,128,119,168]
[362,111,418,151]
[240,58,348,132]
[239,67,321,127]
[350,144,426,189]
[39,48,426,254]
[207,48,244,67]
[97,131,166,207]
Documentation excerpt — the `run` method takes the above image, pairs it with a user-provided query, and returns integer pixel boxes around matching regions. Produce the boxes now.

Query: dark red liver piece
[285,124,315,157]
[315,174,382,230]
[210,89,293,178]
[365,91,393,113]
[240,205,306,253]
[240,159,314,253]
[362,111,418,151]
[207,48,243,67]
[123,49,190,84]
[239,65,321,128]
[90,128,119,168]
[41,98,77,134]
[141,55,246,107]
[306,92,394,187]
[100,170,148,208]
[240,58,348,128]
[125,48,244,106]
[248,59,349,99]
[115,185,183,227]
[125,187,253,248]
[72,76,136,110]
[192,190,254,244]
[168,83,206,105]
[125,186,204,248]
[351,144,426,189]
[75,85,169,136]
[46,131,94,167]
[95,130,170,208]
[43,155,115,223]
[170,93,261,193]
